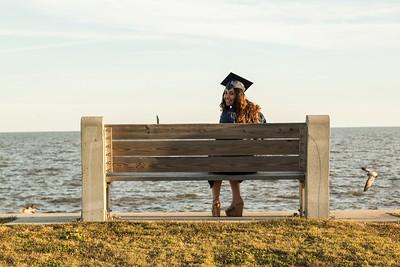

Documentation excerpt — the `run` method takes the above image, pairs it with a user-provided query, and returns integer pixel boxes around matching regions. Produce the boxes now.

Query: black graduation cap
[220,72,253,92]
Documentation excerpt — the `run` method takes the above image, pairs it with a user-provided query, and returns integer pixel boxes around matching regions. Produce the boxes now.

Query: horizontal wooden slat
[108,123,305,140]
[113,139,299,156]
[113,156,300,172]
[106,171,305,182]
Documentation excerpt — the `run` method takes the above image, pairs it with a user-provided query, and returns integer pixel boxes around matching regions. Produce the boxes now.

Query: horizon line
[1,125,399,134]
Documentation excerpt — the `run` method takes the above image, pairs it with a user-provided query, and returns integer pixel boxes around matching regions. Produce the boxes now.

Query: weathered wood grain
[109,123,305,140]
[105,126,113,173]
[106,171,305,182]
[113,155,300,172]
[112,139,300,156]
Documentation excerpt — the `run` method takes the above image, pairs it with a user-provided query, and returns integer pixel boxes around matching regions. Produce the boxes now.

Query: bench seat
[106,171,305,182]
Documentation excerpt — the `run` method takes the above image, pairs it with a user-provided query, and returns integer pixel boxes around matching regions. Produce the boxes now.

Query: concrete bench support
[305,115,330,218]
[81,117,107,222]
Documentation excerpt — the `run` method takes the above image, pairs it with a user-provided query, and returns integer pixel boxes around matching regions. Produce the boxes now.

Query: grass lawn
[0,219,399,266]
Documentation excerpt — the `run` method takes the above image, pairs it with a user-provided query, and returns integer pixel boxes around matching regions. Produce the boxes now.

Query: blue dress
[208,106,266,188]
[219,105,237,123]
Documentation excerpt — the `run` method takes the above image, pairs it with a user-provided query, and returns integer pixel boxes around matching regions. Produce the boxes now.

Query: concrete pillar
[81,117,107,222]
[305,115,330,218]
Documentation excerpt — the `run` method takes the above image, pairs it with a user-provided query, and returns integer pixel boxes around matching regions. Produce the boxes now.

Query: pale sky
[1,0,399,131]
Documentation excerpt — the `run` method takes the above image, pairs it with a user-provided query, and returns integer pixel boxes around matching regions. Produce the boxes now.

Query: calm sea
[0,128,399,214]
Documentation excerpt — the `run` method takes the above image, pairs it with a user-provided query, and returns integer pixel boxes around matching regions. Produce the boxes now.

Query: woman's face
[223,88,235,106]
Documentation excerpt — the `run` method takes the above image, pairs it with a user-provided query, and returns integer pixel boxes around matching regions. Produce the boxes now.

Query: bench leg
[299,181,305,217]
[81,117,107,222]
[106,183,112,218]
[305,115,330,219]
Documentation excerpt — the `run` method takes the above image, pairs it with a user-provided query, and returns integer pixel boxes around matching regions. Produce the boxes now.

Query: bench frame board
[81,116,330,221]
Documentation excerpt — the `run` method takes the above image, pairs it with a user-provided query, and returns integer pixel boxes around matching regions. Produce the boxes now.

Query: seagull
[19,204,40,214]
[361,167,379,192]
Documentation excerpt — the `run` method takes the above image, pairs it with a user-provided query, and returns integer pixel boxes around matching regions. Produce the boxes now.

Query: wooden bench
[81,115,330,222]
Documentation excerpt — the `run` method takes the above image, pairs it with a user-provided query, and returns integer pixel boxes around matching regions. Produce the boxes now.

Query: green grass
[1,219,399,266]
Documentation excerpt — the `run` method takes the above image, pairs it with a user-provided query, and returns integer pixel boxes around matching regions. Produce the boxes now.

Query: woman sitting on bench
[210,72,266,217]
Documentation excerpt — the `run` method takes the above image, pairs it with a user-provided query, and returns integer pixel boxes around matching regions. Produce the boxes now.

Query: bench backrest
[105,123,307,174]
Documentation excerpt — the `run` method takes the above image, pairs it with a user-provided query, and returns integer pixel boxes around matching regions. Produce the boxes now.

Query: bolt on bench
[81,115,330,222]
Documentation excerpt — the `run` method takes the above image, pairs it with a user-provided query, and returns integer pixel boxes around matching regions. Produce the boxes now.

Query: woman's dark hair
[220,87,261,123]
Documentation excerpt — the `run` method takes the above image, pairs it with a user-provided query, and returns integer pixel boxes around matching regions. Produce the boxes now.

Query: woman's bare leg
[229,180,243,204]
[211,181,222,216]
[212,180,222,202]
[226,180,244,216]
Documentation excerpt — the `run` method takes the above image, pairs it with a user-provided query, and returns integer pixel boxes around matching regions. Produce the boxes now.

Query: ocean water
[0,128,399,214]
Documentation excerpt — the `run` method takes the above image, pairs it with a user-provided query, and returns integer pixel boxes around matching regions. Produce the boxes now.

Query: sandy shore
[1,209,399,224]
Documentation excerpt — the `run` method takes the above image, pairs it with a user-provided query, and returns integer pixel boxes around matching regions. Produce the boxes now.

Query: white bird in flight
[361,167,379,192]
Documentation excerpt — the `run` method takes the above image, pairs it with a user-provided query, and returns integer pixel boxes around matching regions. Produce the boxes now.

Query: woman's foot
[212,200,221,217]
[225,200,244,217]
